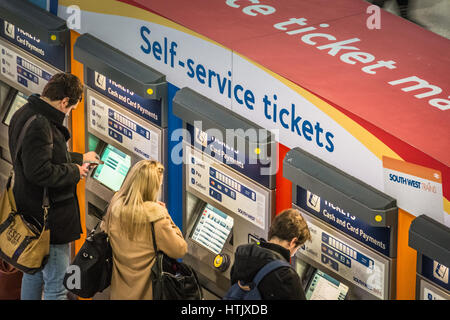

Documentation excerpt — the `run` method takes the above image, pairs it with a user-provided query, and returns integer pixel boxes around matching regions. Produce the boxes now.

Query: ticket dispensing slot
[74,33,168,231]
[283,147,398,300]
[409,215,450,300]
[0,0,70,186]
[173,87,277,298]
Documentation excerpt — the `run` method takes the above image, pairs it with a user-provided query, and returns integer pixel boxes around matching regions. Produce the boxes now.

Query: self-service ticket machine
[0,0,70,186]
[408,215,450,300]
[283,147,398,300]
[73,33,168,231]
[173,87,277,298]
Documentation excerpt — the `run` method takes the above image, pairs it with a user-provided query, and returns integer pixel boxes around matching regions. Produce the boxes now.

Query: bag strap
[12,114,52,222]
[150,222,164,278]
[13,115,37,163]
[150,222,157,252]
[252,259,292,287]
[7,115,38,212]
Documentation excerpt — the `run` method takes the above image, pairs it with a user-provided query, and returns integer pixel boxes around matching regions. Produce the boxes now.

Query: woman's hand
[157,201,166,208]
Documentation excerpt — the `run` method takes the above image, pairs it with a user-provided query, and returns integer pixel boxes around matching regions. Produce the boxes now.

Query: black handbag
[63,221,112,298]
[150,222,203,300]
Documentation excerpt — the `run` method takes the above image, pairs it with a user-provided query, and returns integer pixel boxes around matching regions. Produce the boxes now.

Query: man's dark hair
[268,208,311,246]
[42,73,83,107]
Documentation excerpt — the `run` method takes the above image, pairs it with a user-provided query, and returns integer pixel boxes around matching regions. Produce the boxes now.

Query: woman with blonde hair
[102,160,187,300]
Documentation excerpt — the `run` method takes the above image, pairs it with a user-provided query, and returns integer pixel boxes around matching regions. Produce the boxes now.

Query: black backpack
[223,259,291,300]
[63,223,112,298]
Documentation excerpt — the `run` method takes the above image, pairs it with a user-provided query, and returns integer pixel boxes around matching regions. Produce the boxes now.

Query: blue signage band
[295,186,394,257]
[0,18,67,71]
[85,68,163,127]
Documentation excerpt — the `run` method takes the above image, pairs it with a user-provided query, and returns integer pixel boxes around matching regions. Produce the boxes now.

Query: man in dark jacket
[230,208,311,300]
[8,73,98,300]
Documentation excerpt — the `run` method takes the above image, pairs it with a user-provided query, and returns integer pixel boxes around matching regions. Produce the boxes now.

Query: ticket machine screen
[305,269,349,300]
[190,203,234,255]
[3,91,28,126]
[92,144,131,192]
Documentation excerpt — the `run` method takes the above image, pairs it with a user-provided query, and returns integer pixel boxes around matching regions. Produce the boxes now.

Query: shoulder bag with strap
[224,259,292,300]
[150,222,203,300]
[0,115,51,274]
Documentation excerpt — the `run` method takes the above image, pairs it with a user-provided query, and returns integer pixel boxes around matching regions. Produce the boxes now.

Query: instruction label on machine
[297,211,388,300]
[88,91,161,161]
[420,279,448,300]
[186,145,267,229]
[0,40,55,93]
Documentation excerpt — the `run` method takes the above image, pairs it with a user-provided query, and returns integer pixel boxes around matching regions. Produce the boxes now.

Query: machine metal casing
[409,215,450,300]
[173,87,277,298]
[284,147,398,300]
[74,33,168,231]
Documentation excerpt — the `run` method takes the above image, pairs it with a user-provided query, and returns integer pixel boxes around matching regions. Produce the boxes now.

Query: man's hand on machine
[82,151,104,168]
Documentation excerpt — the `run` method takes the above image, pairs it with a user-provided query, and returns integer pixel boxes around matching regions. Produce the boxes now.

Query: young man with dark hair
[8,72,99,300]
[229,208,311,300]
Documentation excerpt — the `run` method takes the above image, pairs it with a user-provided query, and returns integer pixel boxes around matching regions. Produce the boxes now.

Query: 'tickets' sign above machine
[0,0,69,92]
[283,147,398,300]
[74,33,168,230]
[0,0,70,186]
[173,87,277,298]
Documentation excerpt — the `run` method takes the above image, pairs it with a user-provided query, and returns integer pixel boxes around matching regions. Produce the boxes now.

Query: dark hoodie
[230,240,306,300]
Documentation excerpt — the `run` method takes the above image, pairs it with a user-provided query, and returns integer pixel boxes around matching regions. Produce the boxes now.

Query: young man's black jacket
[8,94,83,244]
[230,240,306,300]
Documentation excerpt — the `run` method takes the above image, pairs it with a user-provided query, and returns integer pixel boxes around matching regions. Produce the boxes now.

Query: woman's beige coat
[104,201,187,300]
